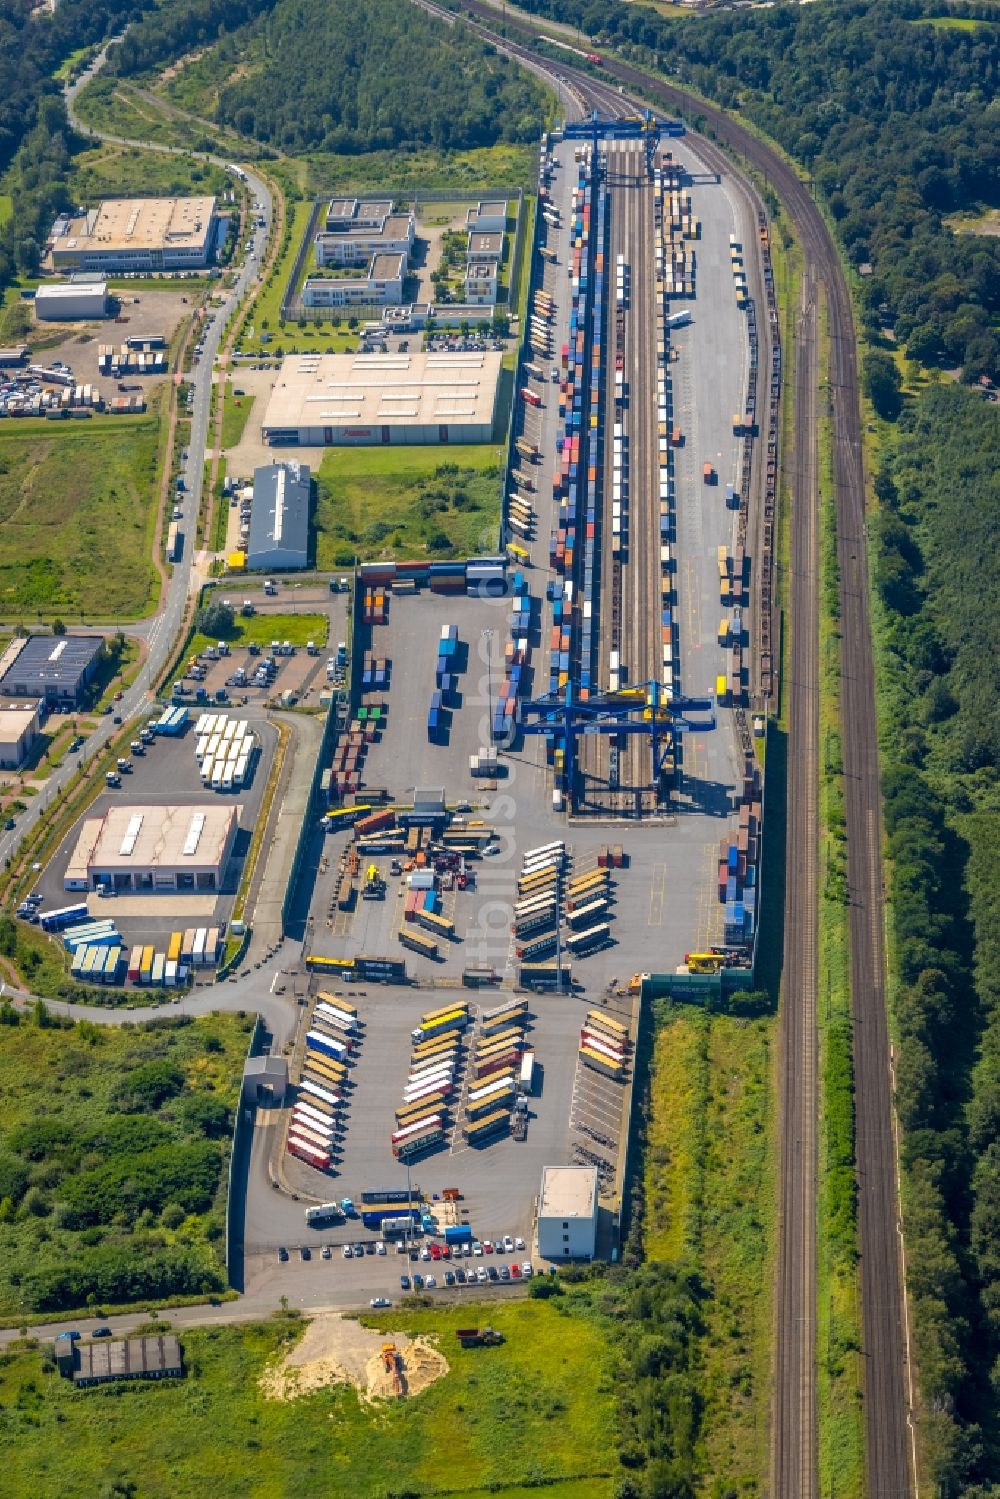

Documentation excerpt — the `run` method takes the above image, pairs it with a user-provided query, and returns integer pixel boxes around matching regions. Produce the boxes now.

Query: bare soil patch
[260,1312,449,1403]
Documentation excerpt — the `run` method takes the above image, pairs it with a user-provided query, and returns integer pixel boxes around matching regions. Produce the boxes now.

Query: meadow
[315,445,504,565]
[0,1298,619,1498]
[0,413,164,620]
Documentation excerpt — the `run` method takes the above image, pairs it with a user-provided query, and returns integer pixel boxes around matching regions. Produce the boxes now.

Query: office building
[50,197,218,273]
[536,1166,598,1260]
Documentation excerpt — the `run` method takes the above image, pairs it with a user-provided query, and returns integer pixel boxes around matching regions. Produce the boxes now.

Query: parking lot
[32,709,276,957]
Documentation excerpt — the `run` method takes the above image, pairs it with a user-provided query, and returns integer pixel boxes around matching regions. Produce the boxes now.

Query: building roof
[36,281,107,302]
[54,197,215,254]
[248,462,311,561]
[467,263,497,282]
[0,703,40,742]
[75,1334,182,1384]
[0,634,103,693]
[66,803,241,881]
[539,1166,598,1219]
[370,252,406,281]
[319,213,412,242]
[262,350,502,434]
[468,232,504,257]
[327,197,393,222]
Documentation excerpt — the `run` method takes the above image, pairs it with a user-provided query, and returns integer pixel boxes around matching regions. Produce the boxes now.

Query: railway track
[411,5,911,1492]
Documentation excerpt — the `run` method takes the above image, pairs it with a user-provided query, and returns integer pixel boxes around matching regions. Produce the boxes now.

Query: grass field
[187,611,329,661]
[221,386,255,450]
[315,444,503,565]
[68,141,227,205]
[0,410,164,619]
[643,1009,775,1491]
[0,1010,252,1321]
[0,1299,618,1497]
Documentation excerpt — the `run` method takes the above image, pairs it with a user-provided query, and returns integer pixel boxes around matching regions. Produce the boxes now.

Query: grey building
[71,1334,183,1387]
[243,1054,289,1105]
[247,462,311,571]
[0,634,103,707]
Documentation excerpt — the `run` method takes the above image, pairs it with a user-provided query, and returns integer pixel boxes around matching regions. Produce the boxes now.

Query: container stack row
[460,996,532,1146]
[67,919,123,985]
[287,992,361,1175]
[717,763,763,951]
[124,927,220,987]
[390,1001,470,1161]
[331,701,385,798]
[579,1006,630,1082]
[652,159,680,713]
[358,557,506,595]
[493,569,532,744]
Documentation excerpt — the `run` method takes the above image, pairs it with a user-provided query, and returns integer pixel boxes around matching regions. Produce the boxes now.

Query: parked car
[91,1327,113,1338]
[370,1297,391,1309]
[400,1275,411,1291]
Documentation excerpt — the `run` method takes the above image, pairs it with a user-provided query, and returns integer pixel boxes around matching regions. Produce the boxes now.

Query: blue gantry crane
[519,679,715,792]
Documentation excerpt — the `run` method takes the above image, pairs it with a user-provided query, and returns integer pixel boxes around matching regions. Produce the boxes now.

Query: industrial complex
[64,803,241,893]
[48,195,219,273]
[261,350,502,446]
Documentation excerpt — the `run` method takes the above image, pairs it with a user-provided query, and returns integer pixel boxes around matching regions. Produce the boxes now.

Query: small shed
[243,1053,288,1105]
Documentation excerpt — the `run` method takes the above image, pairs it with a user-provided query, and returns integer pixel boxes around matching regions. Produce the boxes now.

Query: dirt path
[259,1312,448,1403]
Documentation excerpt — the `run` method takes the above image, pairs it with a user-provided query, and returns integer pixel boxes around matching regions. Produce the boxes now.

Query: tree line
[875,385,1000,1489]
[112,0,548,156]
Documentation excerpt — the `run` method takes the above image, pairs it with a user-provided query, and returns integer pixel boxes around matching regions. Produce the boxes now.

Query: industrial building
[61,1334,183,1387]
[243,1054,289,1105]
[302,252,406,308]
[34,281,109,321]
[536,1166,598,1260]
[314,210,414,267]
[247,462,311,571]
[262,349,502,447]
[325,197,393,232]
[50,196,218,273]
[466,261,498,305]
[64,803,241,893]
[0,703,41,770]
[466,199,508,233]
[0,634,103,707]
[467,230,504,262]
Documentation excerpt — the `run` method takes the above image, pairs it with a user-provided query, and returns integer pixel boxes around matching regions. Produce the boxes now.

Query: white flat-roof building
[64,803,241,893]
[0,702,41,770]
[50,197,217,273]
[302,252,406,308]
[35,281,109,321]
[466,200,508,234]
[315,211,414,267]
[262,349,501,447]
[536,1166,598,1261]
[465,261,498,305]
[467,231,504,263]
[326,197,393,232]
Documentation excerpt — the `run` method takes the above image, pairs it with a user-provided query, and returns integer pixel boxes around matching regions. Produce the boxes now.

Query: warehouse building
[326,197,394,232]
[50,196,218,273]
[64,803,241,893]
[247,461,311,570]
[35,281,109,321]
[466,261,498,305]
[536,1165,598,1260]
[0,633,103,707]
[315,210,415,267]
[302,252,406,308]
[466,200,508,234]
[0,703,41,770]
[262,349,502,447]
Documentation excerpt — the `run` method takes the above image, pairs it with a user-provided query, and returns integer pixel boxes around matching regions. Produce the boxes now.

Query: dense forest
[0,1005,246,1314]
[114,0,548,155]
[520,0,1000,383]
[0,0,140,293]
[874,387,1000,1487]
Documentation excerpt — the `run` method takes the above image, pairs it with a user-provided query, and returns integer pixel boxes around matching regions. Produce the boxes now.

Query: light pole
[482,628,495,746]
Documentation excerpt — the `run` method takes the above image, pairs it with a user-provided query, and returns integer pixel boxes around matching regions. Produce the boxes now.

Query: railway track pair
[409,4,912,1495]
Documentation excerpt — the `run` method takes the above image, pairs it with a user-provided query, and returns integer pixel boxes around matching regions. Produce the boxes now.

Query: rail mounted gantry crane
[519,678,715,796]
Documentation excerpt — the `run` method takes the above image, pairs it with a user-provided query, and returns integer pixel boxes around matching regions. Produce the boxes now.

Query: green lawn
[187,611,329,660]
[315,444,504,565]
[221,385,255,449]
[0,412,164,619]
[0,1299,618,1497]
[0,1010,252,1321]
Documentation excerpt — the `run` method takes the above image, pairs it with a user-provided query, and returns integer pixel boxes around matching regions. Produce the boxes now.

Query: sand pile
[260,1312,448,1402]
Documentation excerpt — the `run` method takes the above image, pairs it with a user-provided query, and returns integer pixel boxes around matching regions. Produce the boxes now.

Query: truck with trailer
[519,960,572,990]
[392,1116,445,1159]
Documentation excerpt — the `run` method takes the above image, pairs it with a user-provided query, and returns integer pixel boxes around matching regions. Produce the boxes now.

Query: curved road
[0,49,272,874]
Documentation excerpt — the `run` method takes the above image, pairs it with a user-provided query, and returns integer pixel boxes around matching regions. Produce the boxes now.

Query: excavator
[381,1343,402,1394]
